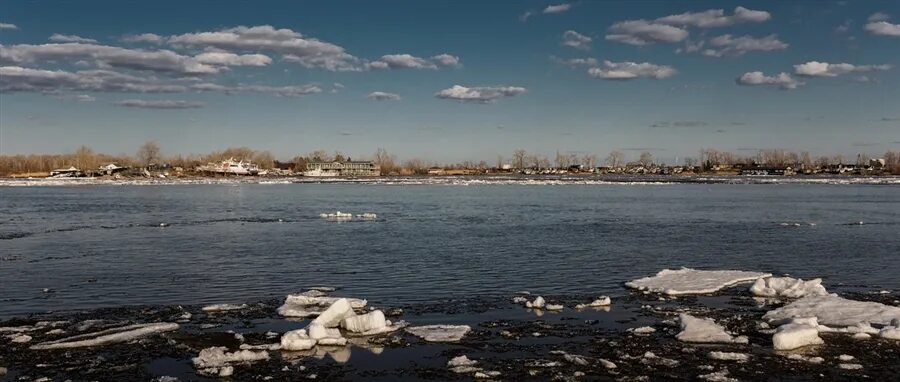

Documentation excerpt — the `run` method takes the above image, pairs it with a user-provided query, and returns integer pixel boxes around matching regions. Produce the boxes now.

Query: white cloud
[868,12,890,22]
[562,30,592,50]
[699,34,788,57]
[121,33,165,44]
[0,43,220,75]
[543,4,572,14]
[656,6,771,28]
[0,66,188,93]
[865,20,900,37]
[74,94,96,102]
[190,83,322,97]
[168,25,361,71]
[606,20,689,46]
[435,85,527,103]
[114,99,204,109]
[520,11,533,22]
[793,61,892,77]
[49,34,98,43]
[366,91,401,101]
[432,53,461,67]
[552,56,599,68]
[587,61,677,80]
[369,54,437,70]
[736,71,803,90]
[0,22,17,30]
[194,52,272,67]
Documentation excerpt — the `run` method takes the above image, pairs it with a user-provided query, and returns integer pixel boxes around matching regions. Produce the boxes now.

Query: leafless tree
[605,150,624,167]
[512,149,527,170]
[136,141,161,168]
[639,151,653,167]
[373,148,396,175]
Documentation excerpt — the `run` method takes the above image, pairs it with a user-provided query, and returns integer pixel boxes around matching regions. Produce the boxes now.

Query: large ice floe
[771,317,824,351]
[626,268,771,295]
[29,322,179,350]
[749,277,828,298]
[676,314,748,344]
[762,294,900,344]
[276,291,367,318]
[405,325,471,342]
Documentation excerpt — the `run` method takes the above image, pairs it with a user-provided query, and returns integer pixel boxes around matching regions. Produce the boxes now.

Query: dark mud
[2,288,898,381]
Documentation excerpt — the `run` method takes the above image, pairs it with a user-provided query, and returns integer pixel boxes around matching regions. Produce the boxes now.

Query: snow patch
[626,268,771,295]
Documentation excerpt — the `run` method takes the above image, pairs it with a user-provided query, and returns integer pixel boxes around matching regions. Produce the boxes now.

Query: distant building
[98,163,128,175]
[49,166,81,177]
[305,160,380,177]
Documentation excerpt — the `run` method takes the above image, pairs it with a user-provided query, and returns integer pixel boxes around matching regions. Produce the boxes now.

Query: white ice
[626,268,771,295]
[772,317,824,351]
[749,277,828,298]
[763,294,900,328]
[447,355,481,374]
[30,322,179,350]
[6,333,32,343]
[575,296,611,309]
[276,293,367,317]
[708,351,750,362]
[676,314,748,344]
[341,310,385,333]
[192,346,269,377]
[525,296,545,309]
[311,298,355,328]
[405,325,471,342]
[280,329,317,351]
[201,303,249,312]
[839,363,863,370]
[307,323,347,346]
[630,326,656,335]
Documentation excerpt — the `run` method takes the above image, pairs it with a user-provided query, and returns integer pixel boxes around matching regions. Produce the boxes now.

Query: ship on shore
[197,158,261,176]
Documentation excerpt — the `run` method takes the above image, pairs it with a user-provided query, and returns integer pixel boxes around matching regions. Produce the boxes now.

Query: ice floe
[276,292,367,317]
[6,333,32,343]
[405,325,471,342]
[575,296,611,309]
[772,317,824,351]
[311,298,355,328]
[629,326,656,335]
[708,351,750,362]
[525,296,545,309]
[750,277,828,298]
[192,346,269,377]
[201,303,249,312]
[763,294,900,328]
[447,355,481,374]
[676,314,748,344]
[280,329,317,351]
[29,322,179,350]
[626,268,771,295]
[319,211,353,220]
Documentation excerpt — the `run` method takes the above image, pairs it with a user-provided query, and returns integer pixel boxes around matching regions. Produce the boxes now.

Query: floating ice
[276,293,367,317]
[474,371,501,378]
[30,323,179,350]
[575,296,611,309]
[525,296,546,309]
[320,211,352,220]
[280,329,317,351]
[708,351,750,362]
[785,353,824,364]
[698,369,737,382]
[201,303,249,312]
[772,317,824,351]
[763,294,900,328]
[839,363,863,370]
[563,353,589,366]
[838,354,855,362]
[630,326,656,335]
[676,314,748,344]
[879,327,900,340]
[311,298,355,328]
[341,310,385,333]
[599,359,617,369]
[626,268,771,295]
[750,277,828,298]
[405,325,471,342]
[356,213,377,220]
[7,333,32,343]
[447,355,481,374]
[192,346,269,377]
[544,304,564,311]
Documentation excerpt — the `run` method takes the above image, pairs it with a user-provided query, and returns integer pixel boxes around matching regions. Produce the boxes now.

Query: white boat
[199,158,260,175]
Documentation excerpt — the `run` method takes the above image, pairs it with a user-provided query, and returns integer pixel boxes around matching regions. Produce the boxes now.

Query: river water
[1,181,898,319]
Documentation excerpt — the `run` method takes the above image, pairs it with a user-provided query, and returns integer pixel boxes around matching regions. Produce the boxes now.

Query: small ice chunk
[406,325,471,342]
[839,363,863,370]
[676,314,748,344]
[280,329,317,351]
[201,303,249,312]
[30,323,179,350]
[631,326,656,335]
[474,371,501,378]
[852,332,871,340]
[878,327,900,340]
[785,353,824,363]
[750,277,828,298]
[626,268,771,295]
[311,298,355,328]
[7,333,32,343]
[341,310,386,333]
[575,296,611,309]
[772,317,824,351]
[277,294,367,317]
[239,343,281,351]
[525,296,546,309]
[563,353,589,366]
[512,296,528,304]
[708,351,750,362]
[698,370,737,382]
[837,354,855,362]
[763,294,900,328]
[599,359,617,369]
[448,355,478,367]
[544,304,564,311]
[192,346,269,376]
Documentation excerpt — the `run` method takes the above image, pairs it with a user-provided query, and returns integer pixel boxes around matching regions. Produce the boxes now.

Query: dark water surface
[1,183,898,319]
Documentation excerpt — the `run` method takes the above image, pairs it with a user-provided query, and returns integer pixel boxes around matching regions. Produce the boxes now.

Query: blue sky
[0,0,898,163]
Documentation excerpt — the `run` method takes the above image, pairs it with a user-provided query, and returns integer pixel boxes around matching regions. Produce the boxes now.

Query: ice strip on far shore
[676,314,748,344]
[406,325,471,342]
[30,323,179,350]
[626,268,771,295]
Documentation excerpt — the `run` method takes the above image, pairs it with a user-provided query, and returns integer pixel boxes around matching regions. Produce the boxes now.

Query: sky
[0,0,898,164]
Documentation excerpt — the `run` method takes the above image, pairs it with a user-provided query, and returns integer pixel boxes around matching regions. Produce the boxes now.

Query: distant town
[0,142,898,179]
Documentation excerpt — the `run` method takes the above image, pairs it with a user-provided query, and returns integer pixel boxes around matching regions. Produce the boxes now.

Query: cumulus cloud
[434,85,527,103]
[194,52,272,67]
[868,12,890,22]
[606,6,771,46]
[562,30,592,50]
[865,20,900,37]
[0,22,17,30]
[736,71,803,90]
[121,33,165,44]
[366,91,401,101]
[698,34,788,57]
[551,56,599,68]
[74,94,96,102]
[543,3,572,14]
[190,83,322,97]
[168,25,361,71]
[0,43,220,75]
[606,20,688,45]
[794,61,892,77]
[114,99,204,109]
[49,34,98,43]
[0,66,187,93]
[369,54,438,70]
[587,61,677,80]
[431,53,461,67]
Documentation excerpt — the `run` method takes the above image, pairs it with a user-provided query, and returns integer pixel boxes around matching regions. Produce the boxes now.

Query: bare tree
[581,154,597,169]
[605,150,624,168]
[512,149,526,170]
[639,151,653,167]
[373,148,396,175]
[137,141,161,168]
